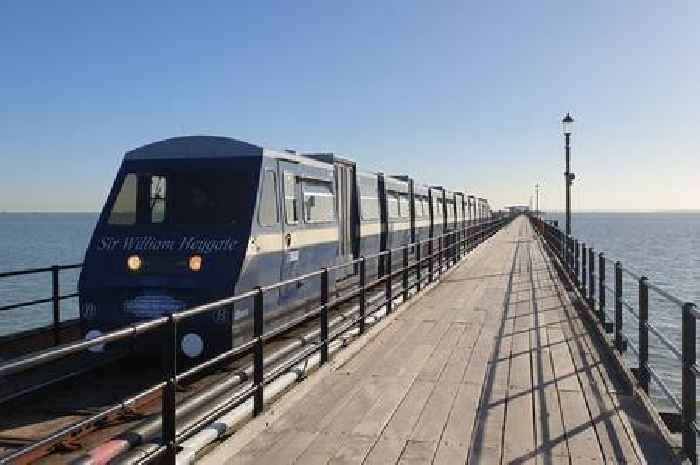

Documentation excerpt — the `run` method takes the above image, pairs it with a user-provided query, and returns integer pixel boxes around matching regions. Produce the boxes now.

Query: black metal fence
[0,263,82,343]
[0,214,512,464]
[532,215,698,464]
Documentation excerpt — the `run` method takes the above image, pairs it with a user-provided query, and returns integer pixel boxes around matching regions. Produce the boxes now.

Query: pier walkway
[201,216,677,465]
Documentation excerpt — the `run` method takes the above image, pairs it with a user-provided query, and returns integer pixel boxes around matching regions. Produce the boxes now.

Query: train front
[78,137,261,361]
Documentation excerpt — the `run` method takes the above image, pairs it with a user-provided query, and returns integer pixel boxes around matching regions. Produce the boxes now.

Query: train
[78,136,493,360]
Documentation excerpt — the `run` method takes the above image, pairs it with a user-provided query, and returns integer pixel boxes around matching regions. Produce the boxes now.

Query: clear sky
[1,1,698,212]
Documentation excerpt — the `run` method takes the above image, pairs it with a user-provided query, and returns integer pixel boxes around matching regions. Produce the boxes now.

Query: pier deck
[201,216,677,465]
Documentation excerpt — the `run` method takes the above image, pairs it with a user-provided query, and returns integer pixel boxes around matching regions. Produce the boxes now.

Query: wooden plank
[503,301,535,465]
[292,432,345,465]
[410,381,460,443]
[397,440,438,465]
[548,326,580,392]
[468,314,513,463]
[433,382,482,465]
[226,428,317,465]
[557,390,605,464]
[326,434,375,465]
[322,379,386,434]
[352,377,413,438]
[270,372,362,433]
[363,437,405,465]
[381,381,434,440]
[439,325,479,384]
[416,324,465,382]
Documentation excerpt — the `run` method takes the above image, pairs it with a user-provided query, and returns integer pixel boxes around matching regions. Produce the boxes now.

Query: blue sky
[1,1,698,211]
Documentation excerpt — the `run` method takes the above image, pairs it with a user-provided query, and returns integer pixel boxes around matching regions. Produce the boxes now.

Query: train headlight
[127,254,142,271]
[188,254,203,272]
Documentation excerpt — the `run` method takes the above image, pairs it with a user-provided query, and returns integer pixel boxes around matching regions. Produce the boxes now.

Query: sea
[0,213,97,337]
[0,211,698,407]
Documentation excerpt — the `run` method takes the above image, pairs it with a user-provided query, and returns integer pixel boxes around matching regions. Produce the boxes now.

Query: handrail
[0,263,82,278]
[0,262,83,344]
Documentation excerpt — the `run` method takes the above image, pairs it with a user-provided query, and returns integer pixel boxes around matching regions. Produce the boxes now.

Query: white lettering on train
[95,236,238,254]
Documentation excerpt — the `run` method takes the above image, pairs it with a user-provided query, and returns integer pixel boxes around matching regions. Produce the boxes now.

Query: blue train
[78,136,492,359]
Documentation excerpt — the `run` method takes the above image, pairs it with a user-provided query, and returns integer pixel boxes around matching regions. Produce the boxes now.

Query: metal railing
[0,263,83,343]
[531,215,698,464]
[0,214,512,464]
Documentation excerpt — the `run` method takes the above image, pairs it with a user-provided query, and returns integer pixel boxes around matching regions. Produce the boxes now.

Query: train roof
[125,136,262,160]
[124,136,331,169]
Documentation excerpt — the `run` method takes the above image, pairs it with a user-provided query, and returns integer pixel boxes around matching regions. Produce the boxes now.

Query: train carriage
[79,135,491,361]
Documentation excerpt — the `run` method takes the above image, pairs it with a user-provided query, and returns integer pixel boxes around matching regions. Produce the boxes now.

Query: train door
[278,160,305,305]
[335,163,355,280]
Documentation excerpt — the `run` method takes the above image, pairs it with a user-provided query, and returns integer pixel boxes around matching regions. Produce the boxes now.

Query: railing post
[386,251,393,314]
[162,314,177,465]
[588,248,595,308]
[455,228,460,260]
[359,258,366,334]
[561,232,565,263]
[582,243,587,294]
[638,277,650,394]
[599,253,606,324]
[416,242,422,292]
[428,238,434,283]
[402,245,409,302]
[614,261,624,352]
[458,228,463,259]
[253,287,264,416]
[438,236,443,275]
[320,268,329,365]
[574,240,580,285]
[51,265,60,345]
[682,303,697,465]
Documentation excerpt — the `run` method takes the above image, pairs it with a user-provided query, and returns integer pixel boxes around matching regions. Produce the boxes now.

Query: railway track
[0,263,433,465]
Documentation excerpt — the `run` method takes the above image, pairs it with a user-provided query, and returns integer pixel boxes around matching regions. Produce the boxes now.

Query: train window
[303,179,335,223]
[433,197,442,215]
[150,176,166,223]
[259,171,278,226]
[387,192,400,218]
[108,174,138,225]
[399,194,410,218]
[359,181,380,221]
[284,173,298,224]
[107,170,250,226]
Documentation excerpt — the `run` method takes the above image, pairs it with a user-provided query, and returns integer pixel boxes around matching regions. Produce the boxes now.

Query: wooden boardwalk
[201,216,678,465]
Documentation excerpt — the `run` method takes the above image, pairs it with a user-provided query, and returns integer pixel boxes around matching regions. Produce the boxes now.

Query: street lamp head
[562,112,574,135]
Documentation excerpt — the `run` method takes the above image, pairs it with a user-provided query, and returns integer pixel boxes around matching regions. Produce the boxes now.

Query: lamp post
[562,113,575,238]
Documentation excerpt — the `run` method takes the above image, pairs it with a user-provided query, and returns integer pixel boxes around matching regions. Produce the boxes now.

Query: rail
[531,215,698,465]
[0,262,82,344]
[0,214,513,464]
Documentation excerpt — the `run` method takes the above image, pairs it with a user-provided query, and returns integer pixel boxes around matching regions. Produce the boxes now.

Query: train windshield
[107,171,248,227]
